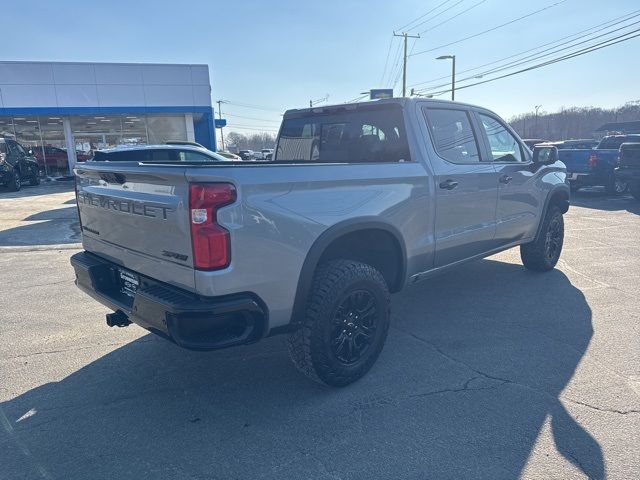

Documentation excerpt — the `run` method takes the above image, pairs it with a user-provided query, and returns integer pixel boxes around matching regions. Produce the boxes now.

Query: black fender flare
[534,184,570,242]
[287,218,407,328]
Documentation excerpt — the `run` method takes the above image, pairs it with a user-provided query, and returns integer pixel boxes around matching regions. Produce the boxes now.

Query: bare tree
[509,101,640,140]
[223,131,277,152]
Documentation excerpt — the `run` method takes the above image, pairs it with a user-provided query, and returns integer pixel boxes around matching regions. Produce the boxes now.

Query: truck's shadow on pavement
[1,260,603,479]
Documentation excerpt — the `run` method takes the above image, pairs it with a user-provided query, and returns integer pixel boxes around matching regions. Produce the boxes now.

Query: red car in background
[33,146,91,172]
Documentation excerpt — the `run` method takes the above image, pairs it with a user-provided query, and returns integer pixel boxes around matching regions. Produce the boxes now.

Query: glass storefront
[0,113,190,177]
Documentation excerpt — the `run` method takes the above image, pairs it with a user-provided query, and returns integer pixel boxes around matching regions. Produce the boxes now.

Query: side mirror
[532,145,558,165]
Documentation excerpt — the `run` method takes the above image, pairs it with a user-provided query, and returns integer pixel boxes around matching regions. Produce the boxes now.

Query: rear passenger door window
[423,108,481,164]
[478,114,524,163]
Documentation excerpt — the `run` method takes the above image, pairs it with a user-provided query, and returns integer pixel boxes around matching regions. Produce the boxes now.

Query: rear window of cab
[275,104,411,163]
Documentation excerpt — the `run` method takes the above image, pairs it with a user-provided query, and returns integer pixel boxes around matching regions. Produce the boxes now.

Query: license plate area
[118,268,139,298]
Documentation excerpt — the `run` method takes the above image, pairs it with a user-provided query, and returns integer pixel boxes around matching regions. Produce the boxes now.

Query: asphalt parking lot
[0,182,638,480]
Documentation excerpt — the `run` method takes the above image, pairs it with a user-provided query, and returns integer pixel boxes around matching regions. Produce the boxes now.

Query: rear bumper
[70,251,267,350]
[566,171,608,186]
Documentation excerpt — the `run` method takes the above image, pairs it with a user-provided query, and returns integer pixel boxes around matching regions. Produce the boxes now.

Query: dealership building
[0,61,216,176]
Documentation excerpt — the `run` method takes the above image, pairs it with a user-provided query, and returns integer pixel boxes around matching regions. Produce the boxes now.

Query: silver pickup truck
[70,98,569,386]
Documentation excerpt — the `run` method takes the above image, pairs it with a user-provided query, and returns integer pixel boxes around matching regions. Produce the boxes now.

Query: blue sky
[4,0,640,133]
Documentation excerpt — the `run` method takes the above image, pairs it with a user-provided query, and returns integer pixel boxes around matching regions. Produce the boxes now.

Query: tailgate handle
[100,172,126,184]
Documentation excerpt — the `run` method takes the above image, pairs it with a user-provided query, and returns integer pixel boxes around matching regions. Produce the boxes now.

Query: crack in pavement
[409,376,507,399]
[394,327,640,416]
[564,398,640,416]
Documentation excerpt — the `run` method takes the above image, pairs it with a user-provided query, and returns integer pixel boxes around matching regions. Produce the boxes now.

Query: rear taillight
[189,183,236,270]
[588,153,598,169]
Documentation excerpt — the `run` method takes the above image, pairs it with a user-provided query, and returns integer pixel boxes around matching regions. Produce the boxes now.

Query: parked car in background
[216,151,242,160]
[238,150,255,160]
[70,98,568,386]
[33,146,91,172]
[616,142,640,201]
[261,148,274,160]
[553,139,599,150]
[253,150,265,160]
[559,134,640,194]
[90,144,234,163]
[0,138,40,191]
[523,139,549,149]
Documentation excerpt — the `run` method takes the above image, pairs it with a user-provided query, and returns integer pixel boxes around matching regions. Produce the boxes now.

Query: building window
[0,113,190,176]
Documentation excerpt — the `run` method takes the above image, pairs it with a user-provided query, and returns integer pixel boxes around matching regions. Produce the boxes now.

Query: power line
[414,17,640,93]
[406,0,466,33]
[221,100,283,112]
[395,0,454,32]
[417,0,487,35]
[408,9,640,89]
[387,0,481,92]
[386,40,404,86]
[226,124,280,132]
[379,35,395,86]
[423,28,640,96]
[224,113,281,123]
[346,94,369,103]
[411,0,569,56]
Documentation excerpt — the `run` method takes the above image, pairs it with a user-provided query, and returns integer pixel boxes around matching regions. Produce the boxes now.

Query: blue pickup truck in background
[555,134,640,195]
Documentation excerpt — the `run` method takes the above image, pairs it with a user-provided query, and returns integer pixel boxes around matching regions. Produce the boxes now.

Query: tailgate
[75,162,196,291]
[558,150,591,174]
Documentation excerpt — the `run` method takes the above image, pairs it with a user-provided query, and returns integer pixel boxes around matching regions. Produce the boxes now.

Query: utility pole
[216,100,226,151]
[393,32,420,97]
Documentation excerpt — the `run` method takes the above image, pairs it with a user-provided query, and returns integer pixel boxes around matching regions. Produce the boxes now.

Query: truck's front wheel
[520,205,564,272]
[288,259,390,387]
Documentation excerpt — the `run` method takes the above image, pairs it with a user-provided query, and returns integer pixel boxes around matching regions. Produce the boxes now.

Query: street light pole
[534,105,542,138]
[436,55,456,101]
[216,99,226,151]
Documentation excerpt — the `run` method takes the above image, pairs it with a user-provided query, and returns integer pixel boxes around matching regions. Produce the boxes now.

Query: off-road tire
[8,172,21,192]
[605,175,627,196]
[520,205,564,272]
[287,259,390,387]
[29,174,40,186]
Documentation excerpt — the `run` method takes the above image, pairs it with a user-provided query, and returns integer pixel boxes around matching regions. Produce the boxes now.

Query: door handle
[439,179,459,190]
[499,175,513,184]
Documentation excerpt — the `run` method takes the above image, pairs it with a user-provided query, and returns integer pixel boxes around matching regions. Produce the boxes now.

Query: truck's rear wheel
[520,205,564,272]
[605,176,627,196]
[287,259,390,387]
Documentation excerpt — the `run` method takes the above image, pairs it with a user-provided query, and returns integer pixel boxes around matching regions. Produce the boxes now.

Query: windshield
[598,136,640,149]
[275,104,411,163]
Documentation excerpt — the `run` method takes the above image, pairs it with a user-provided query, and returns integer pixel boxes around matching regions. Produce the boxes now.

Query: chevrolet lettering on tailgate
[77,192,172,219]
